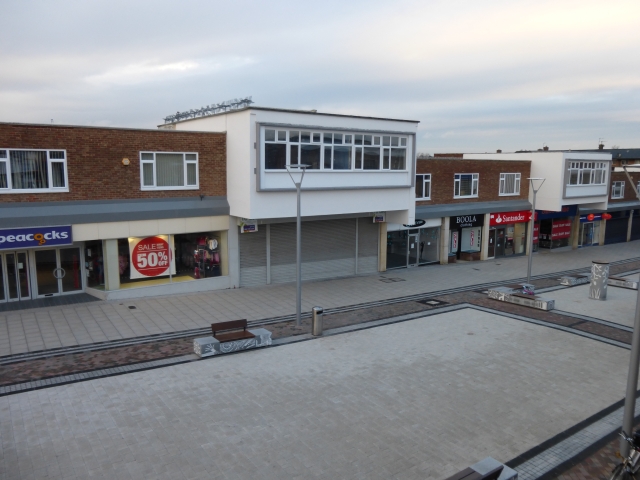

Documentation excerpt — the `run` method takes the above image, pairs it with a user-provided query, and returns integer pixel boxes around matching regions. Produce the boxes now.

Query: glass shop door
[34,247,83,297]
[1,251,31,302]
[408,234,419,267]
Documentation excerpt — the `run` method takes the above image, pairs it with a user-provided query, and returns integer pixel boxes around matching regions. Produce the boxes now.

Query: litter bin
[312,306,323,336]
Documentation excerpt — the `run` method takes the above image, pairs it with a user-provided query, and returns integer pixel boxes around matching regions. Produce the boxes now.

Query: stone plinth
[488,288,555,311]
[589,261,610,301]
[194,328,272,357]
[560,274,590,286]
[608,276,639,290]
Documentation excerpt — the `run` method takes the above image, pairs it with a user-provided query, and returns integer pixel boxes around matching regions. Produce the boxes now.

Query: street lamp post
[620,171,640,456]
[527,178,545,285]
[286,164,309,326]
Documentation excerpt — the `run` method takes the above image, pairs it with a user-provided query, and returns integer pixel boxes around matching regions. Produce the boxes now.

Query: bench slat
[214,330,256,343]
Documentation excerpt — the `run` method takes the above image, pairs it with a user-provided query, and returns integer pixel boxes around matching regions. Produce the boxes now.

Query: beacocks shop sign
[450,215,484,229]
[0,226,73,250]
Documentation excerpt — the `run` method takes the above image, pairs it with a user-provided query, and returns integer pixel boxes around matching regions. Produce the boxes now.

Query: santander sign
[490,210,532,226]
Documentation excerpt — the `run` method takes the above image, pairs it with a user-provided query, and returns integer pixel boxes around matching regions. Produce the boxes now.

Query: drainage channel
[1,256,638,367]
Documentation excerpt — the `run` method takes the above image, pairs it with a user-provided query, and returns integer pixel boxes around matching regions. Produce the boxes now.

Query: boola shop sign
[450,215,484,229]
[0,226,72,250]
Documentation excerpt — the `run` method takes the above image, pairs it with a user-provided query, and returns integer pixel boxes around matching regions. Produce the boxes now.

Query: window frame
[499,173,521,196]
[415,174,431,200]
[567,161,607,186]
[262,127,409,172]
[454,173,479,199]
[611,181,625,199]
[139,151,199,190]
[0,148,69,193]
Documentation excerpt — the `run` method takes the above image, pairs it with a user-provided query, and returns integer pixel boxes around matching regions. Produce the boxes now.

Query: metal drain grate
[379,277,406,283]
[417,299,449,306]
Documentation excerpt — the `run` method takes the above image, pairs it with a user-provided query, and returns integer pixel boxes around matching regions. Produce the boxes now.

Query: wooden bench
[193,320,271,357]
[212,319,255,342]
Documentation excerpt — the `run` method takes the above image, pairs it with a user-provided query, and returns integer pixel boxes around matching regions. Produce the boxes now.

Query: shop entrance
[488,228,506,257]
[1,251,30,301]
[579,222,598,247]
[34,247,83,297]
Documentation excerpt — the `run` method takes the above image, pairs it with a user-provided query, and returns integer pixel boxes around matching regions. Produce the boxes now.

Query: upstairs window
[454,173,478,198]
[611,181,625,199]
[0,149,68,192]
[416,174,431,199]
[263,128,408,171]
[499,173,521,196]
[568,161,607,185]
[140,152,198,190]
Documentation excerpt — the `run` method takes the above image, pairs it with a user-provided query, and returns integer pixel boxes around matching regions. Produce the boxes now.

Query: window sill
[141,186,200,191]
[453,195,479,199]
[0,188,69,194]
[499,193,521,197]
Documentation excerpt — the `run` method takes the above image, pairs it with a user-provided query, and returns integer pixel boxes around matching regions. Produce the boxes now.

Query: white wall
[173,108,418,223]
[464,152,611,211]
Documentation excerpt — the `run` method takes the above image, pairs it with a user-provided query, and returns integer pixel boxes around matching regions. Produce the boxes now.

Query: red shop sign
[551,219,572,239]
[490,210,532,226]
[131,236,172,278]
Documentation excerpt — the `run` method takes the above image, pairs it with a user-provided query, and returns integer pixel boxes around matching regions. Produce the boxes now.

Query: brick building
[387,155,532,268]
[0,123,232,303]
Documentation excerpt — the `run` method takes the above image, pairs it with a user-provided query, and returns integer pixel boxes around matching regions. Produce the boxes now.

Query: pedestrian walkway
[1,241,639,356]
[0,307,631,480]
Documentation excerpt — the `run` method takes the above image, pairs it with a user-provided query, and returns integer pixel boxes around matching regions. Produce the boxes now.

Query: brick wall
[0,123,226,203]
[610,171,640,202]
[415,158,531,205]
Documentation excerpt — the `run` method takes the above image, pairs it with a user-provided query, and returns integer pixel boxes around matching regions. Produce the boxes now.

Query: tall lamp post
[620,169,640,456]
[527,178,545,285]
[286,163,309,326]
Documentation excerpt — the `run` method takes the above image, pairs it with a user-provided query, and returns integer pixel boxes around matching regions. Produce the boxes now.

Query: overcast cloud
[1,0,639,153]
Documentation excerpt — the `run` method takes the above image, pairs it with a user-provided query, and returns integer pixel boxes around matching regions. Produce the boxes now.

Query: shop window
[0,149,68,192]
[567,161,607,185]
[118,232,224,287]
[454,173,478,198]
[612,181,625,199]
[140,152,198,190]
[263,127,408,171]
[415,174,431,199]
[499,173,521,196]
[84,240,104,289]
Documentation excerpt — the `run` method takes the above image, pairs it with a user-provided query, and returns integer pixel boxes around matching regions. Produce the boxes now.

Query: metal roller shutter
[270,219,357,284]
[239,228,267,287]
[604,218,629,245]
[357,218,379,274]
[632,213,640,241]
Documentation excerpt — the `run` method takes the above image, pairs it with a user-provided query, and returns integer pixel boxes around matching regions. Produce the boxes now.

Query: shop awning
[604,200,640,213]
[415,199,532,219]
[0,196,230,228]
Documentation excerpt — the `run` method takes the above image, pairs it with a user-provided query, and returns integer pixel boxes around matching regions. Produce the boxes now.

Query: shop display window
[118,231,224,287]
[84,240,104,289]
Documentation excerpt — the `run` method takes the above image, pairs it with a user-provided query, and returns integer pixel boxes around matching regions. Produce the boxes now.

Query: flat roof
[0,121,221,135]
[160,105,421,127]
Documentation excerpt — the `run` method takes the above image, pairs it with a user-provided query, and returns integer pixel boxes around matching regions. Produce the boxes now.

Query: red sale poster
[128,235,176,279]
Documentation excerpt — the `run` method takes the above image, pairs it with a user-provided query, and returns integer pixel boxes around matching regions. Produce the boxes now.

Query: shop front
[536,205,577,249]
[578,213,609,247]
[386,219,441,269]
[449,214,483,262]
[488,210,530,258]
[0,225,84,302]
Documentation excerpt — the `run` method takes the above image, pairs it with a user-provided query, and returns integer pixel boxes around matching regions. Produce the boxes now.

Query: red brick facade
[0,123,226,203]
[610,170,640,202]
[415,158,531,205]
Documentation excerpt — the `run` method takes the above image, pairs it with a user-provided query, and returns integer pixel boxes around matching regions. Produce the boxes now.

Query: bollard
[312,306,323,336]
[589,260,610,301]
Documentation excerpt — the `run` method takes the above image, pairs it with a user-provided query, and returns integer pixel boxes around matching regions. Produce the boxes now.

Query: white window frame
[567,161,607,186]
[499,173,521,196]
[611,181,625,199]
[416,174,431,200]
[262,127,408,172]
[139,151,199,190]
[454,173,479,199]
[0,148,69,193]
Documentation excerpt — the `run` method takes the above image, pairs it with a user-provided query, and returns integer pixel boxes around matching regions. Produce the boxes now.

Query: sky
[1,0,639,154]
